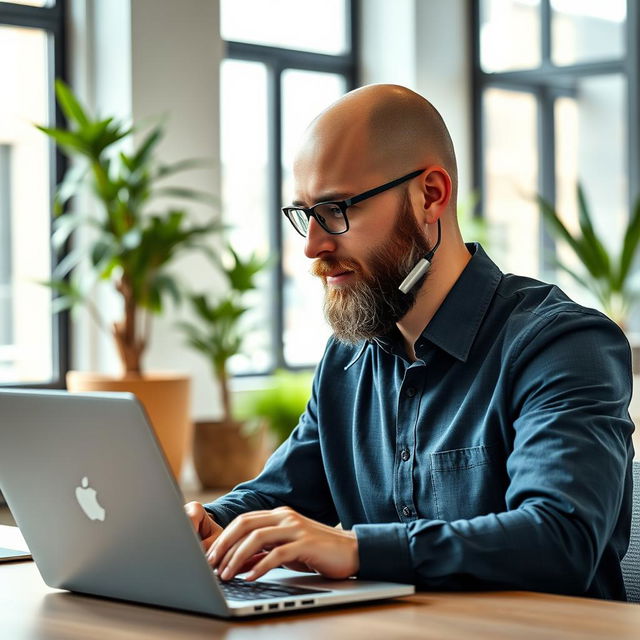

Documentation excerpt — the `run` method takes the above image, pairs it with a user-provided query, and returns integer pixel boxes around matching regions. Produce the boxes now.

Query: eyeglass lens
[290,203,347,236]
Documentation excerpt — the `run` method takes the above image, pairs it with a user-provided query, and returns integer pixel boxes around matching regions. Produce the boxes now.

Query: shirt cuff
[203,506,223,526]
[352,522,414,584]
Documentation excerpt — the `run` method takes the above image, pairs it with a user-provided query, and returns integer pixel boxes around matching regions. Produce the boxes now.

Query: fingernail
[221,567,231,580]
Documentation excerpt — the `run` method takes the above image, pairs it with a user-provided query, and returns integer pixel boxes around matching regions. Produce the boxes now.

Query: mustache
[310,257,361,278]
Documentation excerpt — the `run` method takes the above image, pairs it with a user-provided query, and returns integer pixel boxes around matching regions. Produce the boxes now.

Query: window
[0,1,68,386]
[220,0,358,374]
[473,0,637,311]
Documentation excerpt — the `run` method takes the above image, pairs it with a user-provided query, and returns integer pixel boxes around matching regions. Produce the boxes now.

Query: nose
[304,216,338,259]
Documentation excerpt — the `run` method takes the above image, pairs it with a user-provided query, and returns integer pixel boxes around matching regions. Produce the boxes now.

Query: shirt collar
[420,243,502,362]
[347,243,502,367]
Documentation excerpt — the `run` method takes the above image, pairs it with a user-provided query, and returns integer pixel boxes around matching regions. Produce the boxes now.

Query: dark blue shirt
[205,244,635,600]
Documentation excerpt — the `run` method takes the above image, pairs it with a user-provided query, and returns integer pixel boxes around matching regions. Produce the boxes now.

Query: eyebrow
[291,193,351,207]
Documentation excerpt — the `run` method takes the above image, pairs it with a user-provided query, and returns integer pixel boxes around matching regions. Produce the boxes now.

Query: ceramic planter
[193,420,272,489]
[66,371,191,480]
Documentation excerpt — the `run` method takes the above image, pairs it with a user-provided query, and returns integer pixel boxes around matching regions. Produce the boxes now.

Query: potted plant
[238,368,314,446]
[178,245,267,488]
[537,187,640,445]
[37,80,221,478]
[537,186,640,330]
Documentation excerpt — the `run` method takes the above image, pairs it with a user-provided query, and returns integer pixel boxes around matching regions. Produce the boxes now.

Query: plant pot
[66,371,191,480]
[193,420,273,489]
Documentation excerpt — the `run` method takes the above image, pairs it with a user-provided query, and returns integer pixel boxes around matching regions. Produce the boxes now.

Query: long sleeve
[353,311,634,598]
[203,375,339,529]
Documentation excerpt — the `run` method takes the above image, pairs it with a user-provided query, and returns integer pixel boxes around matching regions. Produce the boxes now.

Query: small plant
[178,246,265,425]
[237,369,314,446]
[37,80,220,375]
[537,185,640,329]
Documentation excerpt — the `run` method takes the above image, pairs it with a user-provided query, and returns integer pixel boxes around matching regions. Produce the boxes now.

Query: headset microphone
[398,219,442,294]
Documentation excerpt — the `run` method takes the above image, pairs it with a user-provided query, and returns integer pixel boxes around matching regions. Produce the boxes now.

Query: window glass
[480,0,541,72]
[0,25,53,383]
[221,0,348,55]
[483,89,539,276]
[281,69,347,367]
[552,0,626,66]
[554,74,627,307]
[220,59,272,373]
[4,1,52,5]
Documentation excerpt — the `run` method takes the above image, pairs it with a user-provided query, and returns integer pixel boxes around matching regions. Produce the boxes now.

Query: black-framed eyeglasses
[282,168,425,237]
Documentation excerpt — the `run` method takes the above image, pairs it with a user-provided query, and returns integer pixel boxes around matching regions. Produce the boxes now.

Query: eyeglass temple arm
[345,169,425,207]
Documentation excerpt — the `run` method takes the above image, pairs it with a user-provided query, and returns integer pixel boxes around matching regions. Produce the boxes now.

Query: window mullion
[537,87,556,280]
[267,63,285,371]
[541,0,551,65]
[627,0,640,205]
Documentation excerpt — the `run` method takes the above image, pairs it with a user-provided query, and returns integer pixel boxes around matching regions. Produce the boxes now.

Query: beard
[310,191,432,344]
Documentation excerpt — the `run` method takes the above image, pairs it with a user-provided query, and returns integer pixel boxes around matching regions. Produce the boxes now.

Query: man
[185,84,634,599]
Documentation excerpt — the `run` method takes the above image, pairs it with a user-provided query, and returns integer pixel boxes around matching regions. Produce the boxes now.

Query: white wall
[359,0,473,201]
[68,0,224,419]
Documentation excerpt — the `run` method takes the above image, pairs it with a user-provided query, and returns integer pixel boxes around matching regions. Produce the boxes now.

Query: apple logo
[75,476,106,522]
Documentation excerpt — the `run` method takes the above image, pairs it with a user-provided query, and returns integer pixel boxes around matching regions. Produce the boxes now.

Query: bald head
[295,84,458,205]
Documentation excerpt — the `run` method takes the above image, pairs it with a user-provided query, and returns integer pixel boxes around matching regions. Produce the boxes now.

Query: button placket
[395,363,424,522]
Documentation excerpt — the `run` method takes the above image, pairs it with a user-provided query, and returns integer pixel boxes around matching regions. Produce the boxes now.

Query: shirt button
[402,506,412,517]
[401,448,410,461]
[406,386,417,398]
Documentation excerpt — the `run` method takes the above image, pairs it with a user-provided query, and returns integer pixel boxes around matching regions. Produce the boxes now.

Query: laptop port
[284,601,295,608]
[254,605,263,612]
[301,599,314,605]
[268,603,279,610]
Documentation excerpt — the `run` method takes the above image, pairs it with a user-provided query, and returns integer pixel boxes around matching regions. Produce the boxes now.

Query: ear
[415,166,452,224]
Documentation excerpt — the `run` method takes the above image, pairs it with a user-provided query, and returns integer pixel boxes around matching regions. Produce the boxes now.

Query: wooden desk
[1,560,639,640]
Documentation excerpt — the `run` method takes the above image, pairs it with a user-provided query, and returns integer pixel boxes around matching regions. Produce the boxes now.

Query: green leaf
[155,158,213,180]
[54,162,89,215]
[91,240,114,268]
[131,125,163,171]
[153,273,182,306]
[618,196,640,288]
[41,277,85,312]
[152,186,219,206]
[52,248,85,279]
[55,79,90,128]
[147,282,163,313]
[36,126,92,157]
[576,184,611,279]
[224,247,266,293]
[537,195,608,281]
[51,212,84,251]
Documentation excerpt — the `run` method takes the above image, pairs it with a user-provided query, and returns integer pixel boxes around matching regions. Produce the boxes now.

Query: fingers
[184,501,205,534]
[216,525,296,580]
[184,502,222,550]
[207,510,289,566]
[243,542,304,581]
[238,551,269,573]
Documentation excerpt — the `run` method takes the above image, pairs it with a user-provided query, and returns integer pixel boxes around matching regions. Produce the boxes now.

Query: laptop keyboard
[217,577,328,601]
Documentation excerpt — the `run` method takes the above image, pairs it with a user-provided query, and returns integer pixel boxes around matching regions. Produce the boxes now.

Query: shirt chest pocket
[430,444,507,521]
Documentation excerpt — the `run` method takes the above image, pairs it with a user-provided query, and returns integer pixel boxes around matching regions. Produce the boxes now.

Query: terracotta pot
[193,420,273,489]
[66,371,191,480]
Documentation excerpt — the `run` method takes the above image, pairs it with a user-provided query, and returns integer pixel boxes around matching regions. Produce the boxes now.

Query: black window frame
[0,0,69,389]
[222,0,359,373]
[471,0,640,278]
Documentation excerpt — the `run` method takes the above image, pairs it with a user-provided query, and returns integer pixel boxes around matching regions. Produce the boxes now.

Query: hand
[205,506,359,582]
[184,501,224,552]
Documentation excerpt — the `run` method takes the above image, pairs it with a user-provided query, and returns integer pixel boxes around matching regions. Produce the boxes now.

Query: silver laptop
[0,389,414,617]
